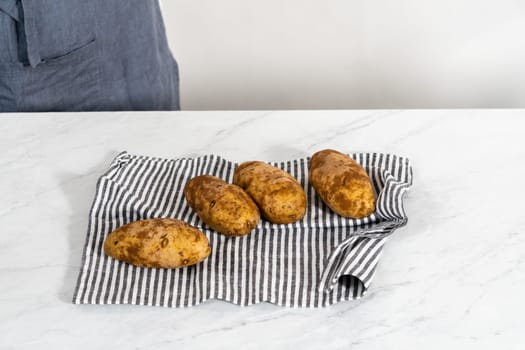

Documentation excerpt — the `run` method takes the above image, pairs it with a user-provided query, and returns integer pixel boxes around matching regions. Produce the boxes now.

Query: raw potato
[184,175,260,236]
[309,149,375,218]
[233,161,307,224]
[103,218,211,268]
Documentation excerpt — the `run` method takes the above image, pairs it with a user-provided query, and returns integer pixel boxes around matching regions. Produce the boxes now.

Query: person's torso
[0,0,180,111]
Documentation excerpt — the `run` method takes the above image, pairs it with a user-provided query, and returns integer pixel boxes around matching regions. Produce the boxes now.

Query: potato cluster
[184,161,308,237]
[103,149,376,269]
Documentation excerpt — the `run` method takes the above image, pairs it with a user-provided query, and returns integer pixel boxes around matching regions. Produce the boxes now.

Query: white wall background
[161,1,525,110]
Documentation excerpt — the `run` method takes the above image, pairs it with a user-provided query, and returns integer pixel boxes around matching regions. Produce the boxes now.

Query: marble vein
[294,110,394,155]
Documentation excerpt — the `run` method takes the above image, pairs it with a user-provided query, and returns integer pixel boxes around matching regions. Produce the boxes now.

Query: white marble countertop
[1,110,524,349]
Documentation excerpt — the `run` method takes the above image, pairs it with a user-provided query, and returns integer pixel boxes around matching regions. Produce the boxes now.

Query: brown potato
[233,161,307,224]
[309,149,375,218]
[184,175,260,236]
[103,218,211,268]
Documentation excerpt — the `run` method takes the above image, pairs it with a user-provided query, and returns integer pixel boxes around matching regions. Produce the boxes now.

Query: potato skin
[184,175,260,236]
[103,218,211,268]
[309,149,375,218]
[233,161,307,224]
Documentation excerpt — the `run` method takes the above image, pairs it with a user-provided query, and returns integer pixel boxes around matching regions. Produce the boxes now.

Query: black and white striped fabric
[73,151,412,307]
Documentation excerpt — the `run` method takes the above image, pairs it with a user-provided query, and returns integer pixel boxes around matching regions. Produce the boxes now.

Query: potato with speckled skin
[309,149,375,218]
[103,218,211,268]
[184,175,260,236]
[233,161,307,224]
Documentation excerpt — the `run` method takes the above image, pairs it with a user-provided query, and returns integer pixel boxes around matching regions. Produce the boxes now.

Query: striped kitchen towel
[73,151,412,307]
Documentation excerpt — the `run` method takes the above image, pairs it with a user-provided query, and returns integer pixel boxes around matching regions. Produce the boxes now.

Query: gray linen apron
[0,0,180,111]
